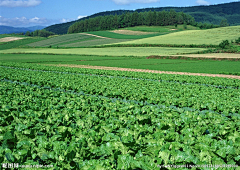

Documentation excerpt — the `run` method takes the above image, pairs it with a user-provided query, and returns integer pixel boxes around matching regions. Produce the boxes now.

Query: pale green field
[0,47,207,56]
[116,26,240,45]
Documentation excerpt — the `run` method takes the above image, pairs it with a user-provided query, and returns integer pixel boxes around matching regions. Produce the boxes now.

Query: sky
[0,0,239,27]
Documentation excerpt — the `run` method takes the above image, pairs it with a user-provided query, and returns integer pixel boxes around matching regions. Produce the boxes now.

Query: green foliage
[220,19,229,27]
[25,31,31,36]
[0,62,240,168]
[26,29,55,38]
[219,40,230,49]
[68,10,195,34]
[235,37,240,44]
[45,2,240,34]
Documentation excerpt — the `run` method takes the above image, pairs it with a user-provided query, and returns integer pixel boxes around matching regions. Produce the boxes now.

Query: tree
[220,19,229,27]
[183,22,187,29]
[131,11,138,27]
[146,11,153,26]
[25,31,31,36]
[219,40,229,49]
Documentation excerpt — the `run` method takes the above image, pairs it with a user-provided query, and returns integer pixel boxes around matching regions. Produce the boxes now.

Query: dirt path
[111,30,157,35]
[79,33,112,39]
[52,64,240,80]
[173,53,240,59]
[0,37,25,42]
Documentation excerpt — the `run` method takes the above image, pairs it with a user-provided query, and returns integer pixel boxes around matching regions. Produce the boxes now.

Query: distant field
[27,33,99,47]
[60,38,133,47]
[0,47,207,56]
[1,53,240,74]
[174,53,240,59]
[123,25,200,32]
[0,37,45,50]
[117,26,240,45]
[86,31,162,39]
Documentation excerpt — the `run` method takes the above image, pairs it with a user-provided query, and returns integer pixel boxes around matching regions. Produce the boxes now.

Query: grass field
[0,47,207,56]
[59,38,134,47]
[123,25,200,32]
[117,26,240,45]
[27,33,99,47]
[86,31,162,39]
[0,37,45,50]
[1,53,240,74]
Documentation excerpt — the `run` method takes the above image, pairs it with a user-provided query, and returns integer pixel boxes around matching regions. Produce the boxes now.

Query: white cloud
[112,0,160,5]
[0,16,50,26]
[0,0,42,7]
[196,0,210,5]
[60,18,74,23]
[77,15,86,19]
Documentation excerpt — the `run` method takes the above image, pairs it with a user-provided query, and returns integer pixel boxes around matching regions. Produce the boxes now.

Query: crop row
[1,80,240,169]
[1,65,239,90]
[1,65,240,115]
[1,62,240,88]
[27,34,96,47]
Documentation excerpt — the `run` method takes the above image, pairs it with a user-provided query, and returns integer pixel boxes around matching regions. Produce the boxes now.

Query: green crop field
[27,33,99,47]
[0,47,207,56]
[0,62,240,169]
[117,26,240,45]
[59,38,133,47]
[0,37,45,50]
[1,54,240,75]
[86,31,162,39]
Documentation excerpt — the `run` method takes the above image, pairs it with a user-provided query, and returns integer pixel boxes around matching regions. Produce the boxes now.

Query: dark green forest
[45,1,240,34]
[68,10,197,33]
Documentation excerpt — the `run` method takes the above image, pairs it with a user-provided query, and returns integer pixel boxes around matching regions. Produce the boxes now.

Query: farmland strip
[1,65,239,90]
[1,78,233,118]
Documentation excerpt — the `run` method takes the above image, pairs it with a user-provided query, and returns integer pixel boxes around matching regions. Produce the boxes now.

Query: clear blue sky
[0,0,239,27]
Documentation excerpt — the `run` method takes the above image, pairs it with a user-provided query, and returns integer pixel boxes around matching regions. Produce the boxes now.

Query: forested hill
[45,1,240,34]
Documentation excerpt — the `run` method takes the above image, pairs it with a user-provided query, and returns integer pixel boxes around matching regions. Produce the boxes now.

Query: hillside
[115,26,240,45]
[45,2,240,34]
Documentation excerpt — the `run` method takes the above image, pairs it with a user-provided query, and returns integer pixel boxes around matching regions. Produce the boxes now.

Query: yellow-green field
[0,47,207,56]
[116,26,240,45]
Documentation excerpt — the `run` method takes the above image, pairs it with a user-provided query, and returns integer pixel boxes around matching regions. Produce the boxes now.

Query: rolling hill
[45,1,240,34]
[115,25,240,45]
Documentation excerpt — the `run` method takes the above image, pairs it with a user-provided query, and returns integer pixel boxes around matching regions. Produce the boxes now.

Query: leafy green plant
[235,37,240,44]
[219,40,230,49]
[0,62,240,169]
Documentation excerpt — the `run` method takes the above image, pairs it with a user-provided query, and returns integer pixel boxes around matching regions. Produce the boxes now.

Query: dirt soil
[79,33,112,39]
[111,30,157,35]
[173,53,240,59]
[0,37,25,42]
[51,64,240,80]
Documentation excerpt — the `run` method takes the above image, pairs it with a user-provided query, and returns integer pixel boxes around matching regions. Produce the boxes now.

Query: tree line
[68,10,197,33]
[67,10,225,34]
[25,29,55,37]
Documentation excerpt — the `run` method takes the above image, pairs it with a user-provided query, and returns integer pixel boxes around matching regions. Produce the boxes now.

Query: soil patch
[79,33,112,39]
[49,64,240,80]
[0,37,25,42]
[173,53,240,59]
[111,30,157,35]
